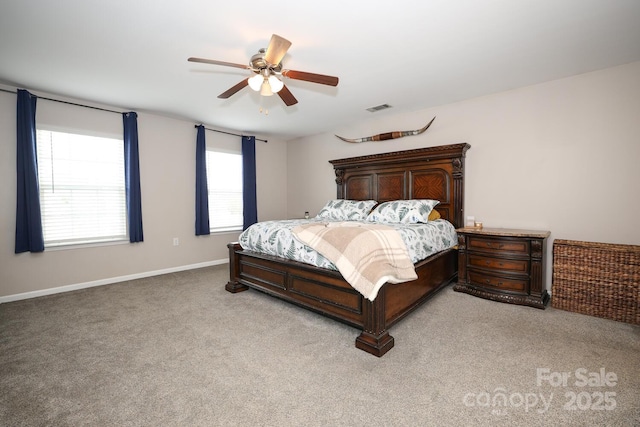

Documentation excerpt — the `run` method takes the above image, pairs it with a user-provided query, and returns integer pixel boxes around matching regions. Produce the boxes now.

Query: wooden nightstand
[453,227,551,309]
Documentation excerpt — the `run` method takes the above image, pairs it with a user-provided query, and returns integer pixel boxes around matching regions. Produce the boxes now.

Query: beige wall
[287,61,640,289]
[0,89,288,299]
[2,61,638,299]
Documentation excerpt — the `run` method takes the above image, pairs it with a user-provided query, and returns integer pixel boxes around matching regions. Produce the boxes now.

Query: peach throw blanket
[292,222,417,301]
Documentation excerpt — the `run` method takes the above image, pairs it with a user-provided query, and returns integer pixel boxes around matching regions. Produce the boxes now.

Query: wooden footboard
[226,242,457,356]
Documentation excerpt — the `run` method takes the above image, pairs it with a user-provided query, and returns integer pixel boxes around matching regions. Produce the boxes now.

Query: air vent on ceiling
[366,103,392,113]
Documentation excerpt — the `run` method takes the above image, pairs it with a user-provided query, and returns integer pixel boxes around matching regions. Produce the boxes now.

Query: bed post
[334,168,345,198]
[226,242,249,293]
[355,288,394,357]
[452,156,465,229]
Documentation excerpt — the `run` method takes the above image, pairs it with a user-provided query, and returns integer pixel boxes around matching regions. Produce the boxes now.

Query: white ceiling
[1,1,639,141]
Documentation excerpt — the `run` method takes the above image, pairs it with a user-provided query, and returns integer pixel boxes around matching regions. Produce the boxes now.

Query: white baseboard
[0,259,228,304]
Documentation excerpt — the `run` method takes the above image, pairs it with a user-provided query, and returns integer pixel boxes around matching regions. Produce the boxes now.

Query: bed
[226,143,471,356]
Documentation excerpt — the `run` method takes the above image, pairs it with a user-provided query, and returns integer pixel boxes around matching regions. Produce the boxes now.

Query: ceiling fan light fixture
[268,75,284,93]
[259,80,274,96]
[190,33,338,106]
[248,74,263,91]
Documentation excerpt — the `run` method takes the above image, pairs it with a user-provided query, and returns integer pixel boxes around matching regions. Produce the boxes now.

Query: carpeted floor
[1,265,639,426]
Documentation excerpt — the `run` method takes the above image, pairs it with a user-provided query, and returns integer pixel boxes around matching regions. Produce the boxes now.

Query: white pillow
[366,199,440,224]
[315,199,377,221]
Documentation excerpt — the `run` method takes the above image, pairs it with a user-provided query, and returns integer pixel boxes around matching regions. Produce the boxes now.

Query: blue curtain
[123,112,144,243]
[242,136,258,230]
[15,89,44,253]
[195,125,210,235]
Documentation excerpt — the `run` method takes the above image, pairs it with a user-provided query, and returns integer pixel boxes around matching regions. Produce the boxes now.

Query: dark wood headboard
[329,143,470,228]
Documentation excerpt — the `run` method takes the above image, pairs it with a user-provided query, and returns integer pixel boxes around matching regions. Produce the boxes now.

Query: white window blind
[206,150,243,231]
[36,129,128,247]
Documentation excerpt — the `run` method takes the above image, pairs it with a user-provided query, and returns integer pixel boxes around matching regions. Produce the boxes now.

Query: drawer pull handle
[484,279,503,286]
[484,261,504,267]
[485,242,504,249]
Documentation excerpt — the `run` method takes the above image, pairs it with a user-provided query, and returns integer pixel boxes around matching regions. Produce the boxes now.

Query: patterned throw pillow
[315,199,377,221]
[366,199,440,224]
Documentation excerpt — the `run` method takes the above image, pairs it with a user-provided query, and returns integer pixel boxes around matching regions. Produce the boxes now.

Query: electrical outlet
[172,237,179,246]
[466,216,475,227]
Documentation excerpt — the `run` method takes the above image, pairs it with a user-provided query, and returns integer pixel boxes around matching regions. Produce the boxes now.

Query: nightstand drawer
[468,271,527,292]
[468,254,529,274]
[468,237,529,254]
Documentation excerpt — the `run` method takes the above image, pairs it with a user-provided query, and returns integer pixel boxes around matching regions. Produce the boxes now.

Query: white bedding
[238,218,458,271]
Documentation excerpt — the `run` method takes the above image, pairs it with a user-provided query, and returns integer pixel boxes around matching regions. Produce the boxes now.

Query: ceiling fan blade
[188,57,249,70]
[264,34,292,66]
[277,85,298,106]
[281,69,339,86]
[218,79,249,99]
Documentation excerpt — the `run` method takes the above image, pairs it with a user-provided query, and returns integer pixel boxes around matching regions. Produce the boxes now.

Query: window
[36,129,127,247]
[206,150,243,232]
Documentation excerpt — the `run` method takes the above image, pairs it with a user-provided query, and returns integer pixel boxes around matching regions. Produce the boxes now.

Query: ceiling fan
[188,34,339,106]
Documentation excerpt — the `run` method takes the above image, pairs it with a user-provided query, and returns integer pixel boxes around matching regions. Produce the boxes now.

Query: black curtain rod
[0,88,268,142]
[196,125,267,143]
[0,87,122,114]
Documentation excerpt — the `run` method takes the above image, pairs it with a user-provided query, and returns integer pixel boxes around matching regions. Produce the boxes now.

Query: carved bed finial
[335,168,345,185]
[452,157,464,179]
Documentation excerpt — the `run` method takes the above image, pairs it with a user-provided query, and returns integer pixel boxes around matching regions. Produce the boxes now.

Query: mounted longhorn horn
[335,116,436,143]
